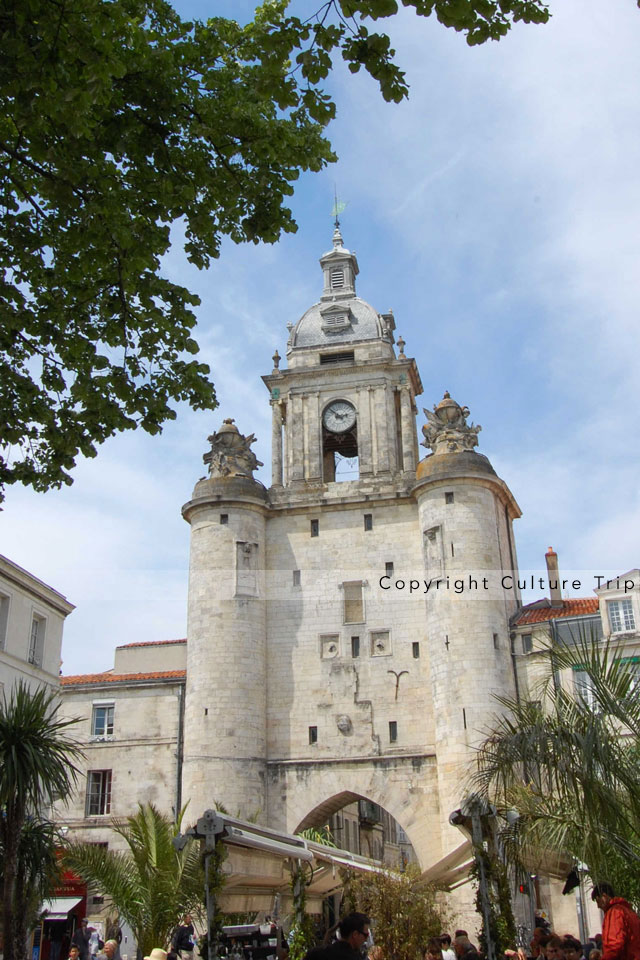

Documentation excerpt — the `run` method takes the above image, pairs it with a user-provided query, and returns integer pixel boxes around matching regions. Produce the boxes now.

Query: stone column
[385,384,398,473]
[307,393,322,480]
[271,400,283,487]
[357,386,373,476]
[373,385,390,473]
[290,393,305,481]
[400,386,416,473]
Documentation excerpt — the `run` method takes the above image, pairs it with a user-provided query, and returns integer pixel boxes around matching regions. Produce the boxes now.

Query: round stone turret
[181,420,268,820]
[412,394,521,870]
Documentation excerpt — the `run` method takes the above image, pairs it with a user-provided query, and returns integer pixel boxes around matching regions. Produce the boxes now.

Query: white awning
[41,897,83,920]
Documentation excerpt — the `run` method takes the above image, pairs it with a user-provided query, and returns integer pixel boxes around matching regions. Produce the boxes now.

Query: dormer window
[320,306,352,333]
[330,268,344,289]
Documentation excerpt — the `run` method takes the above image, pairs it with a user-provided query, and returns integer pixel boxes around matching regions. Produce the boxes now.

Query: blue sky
[2,0,640,675]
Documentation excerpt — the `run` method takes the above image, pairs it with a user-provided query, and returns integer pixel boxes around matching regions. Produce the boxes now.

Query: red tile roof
[516,597,599,625]
[116,638,186,649]
[61,669,186,686]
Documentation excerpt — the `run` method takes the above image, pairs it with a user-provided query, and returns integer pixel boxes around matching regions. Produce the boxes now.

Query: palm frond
[473,633,640,894]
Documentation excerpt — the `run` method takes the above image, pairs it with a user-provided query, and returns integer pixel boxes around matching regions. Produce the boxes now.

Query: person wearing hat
[144,950,168,960]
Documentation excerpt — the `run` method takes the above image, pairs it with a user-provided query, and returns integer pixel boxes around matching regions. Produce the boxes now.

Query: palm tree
[1,817,63,956]
[64,804,205,958]
[0,682,82,960]
[473,631,640,901]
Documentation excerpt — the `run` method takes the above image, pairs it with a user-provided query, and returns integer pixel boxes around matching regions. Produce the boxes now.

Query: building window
[574,670,596,710]
[412,642,420,659]
[493,633,499,650]
[92,704,114,738]
[310,519,319,537]
[522,633,533,654]
[0,593,9,649]
[308,726,318,745]
[608,598,635,633]
[343,581,364,623]
[385,561,394,577]
[28,615,45,666]
[445,492,454,504]
[351,636,360,658]
[86,770,112,816]
[389,721,398,743]
[364,514,373,531]
[220,513,229,525]
[293,569,301,587]
[320,351,355,366]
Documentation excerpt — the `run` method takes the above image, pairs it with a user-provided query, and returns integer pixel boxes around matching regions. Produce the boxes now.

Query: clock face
[323,400,356,434]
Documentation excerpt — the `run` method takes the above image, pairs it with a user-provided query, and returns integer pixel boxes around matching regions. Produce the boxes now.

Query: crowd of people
[128,881,640,960]
[296,886,640,960]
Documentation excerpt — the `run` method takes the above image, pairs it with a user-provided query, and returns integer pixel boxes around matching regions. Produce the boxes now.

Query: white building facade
[0,553,74,697]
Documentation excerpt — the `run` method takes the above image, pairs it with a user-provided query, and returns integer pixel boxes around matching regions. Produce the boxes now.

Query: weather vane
[331,185,347,228]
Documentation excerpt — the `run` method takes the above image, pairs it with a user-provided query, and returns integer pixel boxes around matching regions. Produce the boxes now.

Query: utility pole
[173,810,225,960]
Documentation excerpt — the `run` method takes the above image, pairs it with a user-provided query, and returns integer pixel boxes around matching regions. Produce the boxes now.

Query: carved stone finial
[397,335,406,358]
[272,349,281,373]
[421,391,482,455]
[204,420,264,479]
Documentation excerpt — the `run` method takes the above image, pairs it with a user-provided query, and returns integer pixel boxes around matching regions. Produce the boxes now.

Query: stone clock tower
[182,226,522,919]
[265,226,421,492]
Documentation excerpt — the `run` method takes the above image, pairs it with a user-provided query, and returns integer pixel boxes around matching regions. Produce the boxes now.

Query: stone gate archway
[266,752,444,871]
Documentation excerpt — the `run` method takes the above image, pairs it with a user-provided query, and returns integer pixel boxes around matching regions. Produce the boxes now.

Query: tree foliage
[0,682,82,960]
[341,863,450,960]
[473,632,640,906]
[0,0,549,500]
[64,803,207,958]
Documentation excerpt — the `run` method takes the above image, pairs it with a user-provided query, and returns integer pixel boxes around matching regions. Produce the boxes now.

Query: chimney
[545,547,563,608]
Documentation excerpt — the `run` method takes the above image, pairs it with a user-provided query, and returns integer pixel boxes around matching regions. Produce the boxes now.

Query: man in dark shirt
[72,921,91,960]
[172,915,195,958]
[304,914,371,960]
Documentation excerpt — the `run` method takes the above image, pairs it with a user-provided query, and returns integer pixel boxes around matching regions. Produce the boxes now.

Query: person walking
[172,916,195,959]
[592,883,640,960]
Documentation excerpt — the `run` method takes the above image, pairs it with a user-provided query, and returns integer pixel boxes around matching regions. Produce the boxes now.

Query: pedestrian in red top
[592,883,640,960]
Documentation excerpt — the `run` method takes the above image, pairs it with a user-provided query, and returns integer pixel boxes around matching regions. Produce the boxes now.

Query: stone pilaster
[400,386,416,473]
[271,401,283,487]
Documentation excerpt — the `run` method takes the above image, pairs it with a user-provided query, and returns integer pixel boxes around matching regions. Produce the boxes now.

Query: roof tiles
[516,597,599,625]
[61,669,186,686]
[116,638,186,649]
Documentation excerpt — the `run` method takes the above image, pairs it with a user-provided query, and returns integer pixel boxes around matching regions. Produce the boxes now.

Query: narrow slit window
[310,519,319,537]
[364,514,373,531]
[451,543,455,557]
[351,636,360,658]
[385,562,394,577]
[308,726,318,744]
[493,632,499,649]
[293,569,301,586]
[389,721,398,743]
[412,642,420,659]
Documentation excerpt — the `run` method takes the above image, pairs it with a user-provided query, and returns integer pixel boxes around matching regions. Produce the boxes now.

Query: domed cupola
[287,226,395,360]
